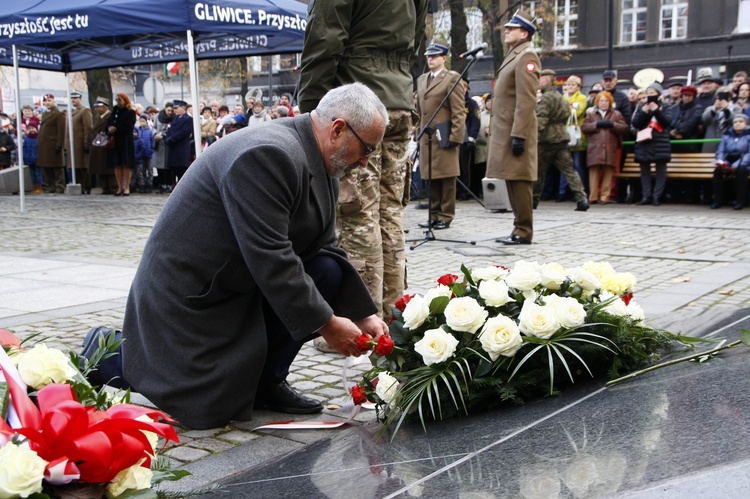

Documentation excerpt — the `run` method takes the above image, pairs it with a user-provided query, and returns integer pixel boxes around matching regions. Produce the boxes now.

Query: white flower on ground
[582,261,616,282]
[12,344,77,390]
[505,260,542,291]
[600,291,628,316]
[444,296,488,334]
[568,267,601,291]
[414,327,460,365]
[478,279,514,307]
[601,272,637,295]
[105,458,153,498]
[544,294,587,328]
[402,294,430,329]
[424,284,453,307]
[374,372,399,404]
[626,299,645,322]
[471,265,509,282]
[479,316,523,361]
[540,262,567,291]
[518,301,561,339]
[0,442,47,499]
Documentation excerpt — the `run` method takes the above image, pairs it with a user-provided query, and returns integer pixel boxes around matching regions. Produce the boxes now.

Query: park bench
[614,139,721,180]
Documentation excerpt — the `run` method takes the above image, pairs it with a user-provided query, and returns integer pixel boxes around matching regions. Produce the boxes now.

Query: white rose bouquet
[353,262,683,439]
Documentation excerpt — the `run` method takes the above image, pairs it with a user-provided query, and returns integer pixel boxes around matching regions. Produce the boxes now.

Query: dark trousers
[98,254,342,389]
[260,254,342,383]
[713,165,750,206]
[639,162,667,201]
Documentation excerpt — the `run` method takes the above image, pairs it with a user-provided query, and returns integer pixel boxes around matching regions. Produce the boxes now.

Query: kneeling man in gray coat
[86,83,389,429]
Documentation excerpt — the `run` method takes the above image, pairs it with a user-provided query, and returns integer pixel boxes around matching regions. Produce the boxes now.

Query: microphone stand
[408,54,481,250]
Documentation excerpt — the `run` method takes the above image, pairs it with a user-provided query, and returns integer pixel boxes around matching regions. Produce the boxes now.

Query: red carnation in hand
[374,334,395,356]
[357,332,373,353]
[394,293,415,311]
[352,385,367,405]
[437,273,460,286]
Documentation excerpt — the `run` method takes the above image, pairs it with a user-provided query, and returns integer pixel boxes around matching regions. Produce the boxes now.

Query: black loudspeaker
[428,0,439,14]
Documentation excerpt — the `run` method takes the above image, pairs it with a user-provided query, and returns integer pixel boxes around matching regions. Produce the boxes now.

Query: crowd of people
[0,92,299,195]
[466,66,750,211]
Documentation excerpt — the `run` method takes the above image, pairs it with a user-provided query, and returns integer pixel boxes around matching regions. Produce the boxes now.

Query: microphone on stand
[460,43,488,59]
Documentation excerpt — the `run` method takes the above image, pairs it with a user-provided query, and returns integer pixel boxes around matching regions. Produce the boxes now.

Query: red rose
[351,385,367,405]
[374,334,395,356]
[394,293,415,311]
[622,292,633,306]
[357,332,373,353]
[437,273,459,286]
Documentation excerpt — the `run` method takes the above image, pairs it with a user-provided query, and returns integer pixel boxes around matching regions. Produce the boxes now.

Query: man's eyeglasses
[333,118,377,156]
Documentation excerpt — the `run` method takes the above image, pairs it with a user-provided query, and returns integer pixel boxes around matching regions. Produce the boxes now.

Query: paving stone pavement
[0,192,748,493]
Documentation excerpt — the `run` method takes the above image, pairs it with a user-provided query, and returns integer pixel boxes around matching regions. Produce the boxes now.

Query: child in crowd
[711,113,750,210]
[135,115,154,193]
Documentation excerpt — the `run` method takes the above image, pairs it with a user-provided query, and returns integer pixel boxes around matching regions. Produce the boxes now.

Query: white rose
[540,262,567,291]
[626,299,645,322]
[471,265,509,282]
[402,294,430,329]
[479,316,523,361]
[424,284,453,307]
[13,344,77,390]
[544,295,587,328]
[105,458,153,498]
[505,260,542,291]
[0,443,47,499]
[518,301,560,339]
[522,289,538,303]
[568,267,601,291]
[414,327,460,365]
[601,272,637,295]
[443,296,488,334]
[582,261,616,281]
[600,291,628,316]
[374,372,399,404]
[478,279,514,307]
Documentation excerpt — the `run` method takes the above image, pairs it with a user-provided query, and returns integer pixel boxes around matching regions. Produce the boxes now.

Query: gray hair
[315,82,389,130]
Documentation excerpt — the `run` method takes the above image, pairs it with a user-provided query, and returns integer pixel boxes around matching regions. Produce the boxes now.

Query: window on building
[555,0,578,49]
[739,0,750,33]
[660,0,688,40]
[621,0,648,44]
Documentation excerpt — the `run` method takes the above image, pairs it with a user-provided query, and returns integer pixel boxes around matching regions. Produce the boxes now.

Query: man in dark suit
[163,99,193,182]
[83,83,389,429]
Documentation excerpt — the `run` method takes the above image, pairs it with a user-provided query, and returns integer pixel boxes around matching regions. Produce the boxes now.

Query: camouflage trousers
[337,109,411,318]
[533,142,587,203]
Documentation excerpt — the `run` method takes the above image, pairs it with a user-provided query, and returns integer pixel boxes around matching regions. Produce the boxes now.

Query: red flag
[167,62,181,74]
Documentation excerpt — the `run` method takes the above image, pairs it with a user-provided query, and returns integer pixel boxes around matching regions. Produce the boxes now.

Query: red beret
[681,85,698,96]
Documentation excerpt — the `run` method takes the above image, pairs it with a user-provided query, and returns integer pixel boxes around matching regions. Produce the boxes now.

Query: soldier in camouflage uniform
[298,0,429,327]
[533,69,590,212]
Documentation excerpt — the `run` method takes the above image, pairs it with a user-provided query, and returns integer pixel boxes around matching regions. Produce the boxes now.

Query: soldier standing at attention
[298,0,428,333]
[66,91,93,194]
[487,10,541,245]
[533,69,590,212]
[415,42,467,230]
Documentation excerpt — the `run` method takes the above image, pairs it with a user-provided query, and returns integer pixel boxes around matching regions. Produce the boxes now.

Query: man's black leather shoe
[255,381,324,414]
[418,220,435,228]
[496,234,531,245]
[432,221,450,230]
[575,199,590,211]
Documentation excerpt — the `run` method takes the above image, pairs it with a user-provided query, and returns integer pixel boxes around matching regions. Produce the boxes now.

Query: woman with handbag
[632,82,673,206]
[581,91,628,204]
[107,93,137,196]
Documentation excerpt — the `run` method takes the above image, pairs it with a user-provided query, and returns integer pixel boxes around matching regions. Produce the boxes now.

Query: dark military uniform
[533,84,588,206]
[37,105,66,193]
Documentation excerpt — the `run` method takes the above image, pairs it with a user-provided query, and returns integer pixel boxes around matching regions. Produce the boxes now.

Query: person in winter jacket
[21,105,42,192]
[581,91,628,204]
[669,85,704,153]
[136,115,154,193]
[0,120,16,169]
[702,86,741,153]
[632,83,673,206]
[247,101,271,127]
[711,113,750,210]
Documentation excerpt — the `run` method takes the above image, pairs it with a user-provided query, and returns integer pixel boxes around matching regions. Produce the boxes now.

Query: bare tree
[85,68,113,111]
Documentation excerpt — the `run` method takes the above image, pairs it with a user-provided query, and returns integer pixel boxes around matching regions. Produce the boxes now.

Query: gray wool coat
[122,114,376,429]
